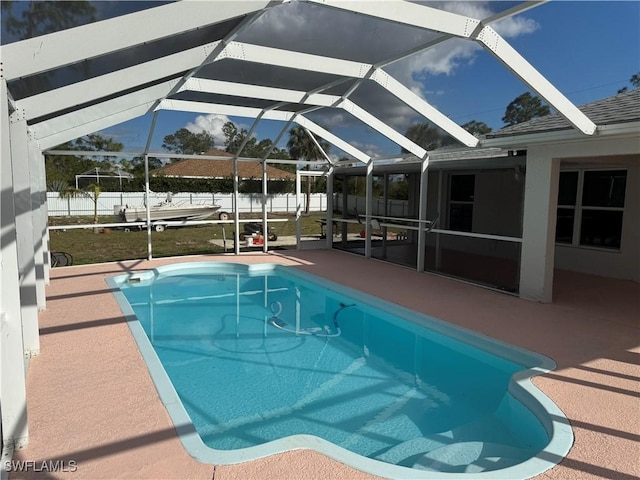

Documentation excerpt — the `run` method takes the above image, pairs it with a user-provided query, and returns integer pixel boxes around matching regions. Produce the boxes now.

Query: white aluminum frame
[1,78,30,452]
[1,2,278,80]
[304,0,595,135]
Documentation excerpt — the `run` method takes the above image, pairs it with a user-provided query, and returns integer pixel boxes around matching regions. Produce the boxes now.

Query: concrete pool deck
[9,250,639,479]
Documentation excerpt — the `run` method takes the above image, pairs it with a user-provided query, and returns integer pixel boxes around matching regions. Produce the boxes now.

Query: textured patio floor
[10,249,639,480]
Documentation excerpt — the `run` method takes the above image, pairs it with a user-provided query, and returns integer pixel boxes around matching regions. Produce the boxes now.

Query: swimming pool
[107,262,572,479]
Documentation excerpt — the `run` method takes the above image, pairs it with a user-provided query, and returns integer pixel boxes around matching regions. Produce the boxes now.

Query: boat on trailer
[115,193,227,232]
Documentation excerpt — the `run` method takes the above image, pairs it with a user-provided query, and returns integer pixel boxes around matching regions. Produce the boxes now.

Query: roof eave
[480,121,640,149]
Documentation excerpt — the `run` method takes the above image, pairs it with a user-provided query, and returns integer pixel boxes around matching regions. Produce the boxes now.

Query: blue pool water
[108,262,572,478]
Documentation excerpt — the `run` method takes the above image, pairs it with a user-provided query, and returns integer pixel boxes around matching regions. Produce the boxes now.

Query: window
[449,174,474,232]
[556,171,578,244]
[555,169,627,249]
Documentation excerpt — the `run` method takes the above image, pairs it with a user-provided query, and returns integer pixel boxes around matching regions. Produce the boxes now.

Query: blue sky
[98,1,640,159]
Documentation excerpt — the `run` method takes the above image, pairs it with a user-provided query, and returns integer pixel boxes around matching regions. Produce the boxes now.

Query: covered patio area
[9,251,639,480]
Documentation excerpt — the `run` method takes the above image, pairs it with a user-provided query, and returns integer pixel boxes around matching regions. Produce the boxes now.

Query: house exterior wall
[332,134,639,295]
[520,138,640,298]
[555,162,639,282]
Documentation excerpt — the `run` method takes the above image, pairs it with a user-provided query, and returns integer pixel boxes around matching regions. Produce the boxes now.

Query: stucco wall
[555,164,639,282]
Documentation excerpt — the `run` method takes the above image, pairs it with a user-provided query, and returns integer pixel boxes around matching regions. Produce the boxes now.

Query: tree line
[47,73,639,197]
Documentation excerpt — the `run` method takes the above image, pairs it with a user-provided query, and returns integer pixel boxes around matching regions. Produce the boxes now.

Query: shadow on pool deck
[10,250,639,480]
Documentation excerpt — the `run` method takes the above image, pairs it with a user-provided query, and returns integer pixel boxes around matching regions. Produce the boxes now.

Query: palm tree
[60,183,102,232]
[287,126,330,213]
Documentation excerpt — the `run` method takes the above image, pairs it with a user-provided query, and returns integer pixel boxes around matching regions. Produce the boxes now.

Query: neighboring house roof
[151,153,295,180]
[487,89,640,138]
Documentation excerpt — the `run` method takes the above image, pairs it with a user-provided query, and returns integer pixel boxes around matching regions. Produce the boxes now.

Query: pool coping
[106,261,574,480]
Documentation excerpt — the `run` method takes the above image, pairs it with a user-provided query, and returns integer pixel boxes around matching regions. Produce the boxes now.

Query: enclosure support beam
[262,160,268,254]
[302,1,594,136]
[9,114,40,357]
[142,112,161,260]
[474,25,595,135]
[1,1,275,81]
[33,80,180,149]
[365,162,374,259]
[159,100,371,164]
[295,169,302,250]
[182,79,429,156]
[435,170,443,271]
[326,168,334,248]
[38,147,51,285]
[27,140,46,310]
[1,77,29,452]
[233,156,240,255]
[417,156,430,272]
[296,116,371,164]
[519,149,559,302]
[382,173,389,259]
[305,0,479,37]
[219,42,477,147]
[18,41,223,121]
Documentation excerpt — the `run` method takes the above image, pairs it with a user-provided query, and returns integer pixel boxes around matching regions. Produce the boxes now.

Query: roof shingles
[488,89,640,138]
[151,154,295,180]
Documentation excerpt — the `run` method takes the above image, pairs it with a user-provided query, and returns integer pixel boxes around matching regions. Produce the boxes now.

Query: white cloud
[311,112,348,129]
[185,114,231,147]
[389,3,540,81]
[381,3,539,129]
[492,15,539,38]
[349,141,387,158]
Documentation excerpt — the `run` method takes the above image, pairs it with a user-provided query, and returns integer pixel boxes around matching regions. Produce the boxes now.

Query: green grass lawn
[48,212,351,265]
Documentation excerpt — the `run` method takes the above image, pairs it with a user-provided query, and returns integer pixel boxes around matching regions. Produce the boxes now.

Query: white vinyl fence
[47,192,328,217]
[334,194,409,217]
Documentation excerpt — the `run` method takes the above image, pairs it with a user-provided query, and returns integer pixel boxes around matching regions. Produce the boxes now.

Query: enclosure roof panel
[0,1,174,45]
[2,0,598,162]
[234,1,445,64]
[8,18,244,100]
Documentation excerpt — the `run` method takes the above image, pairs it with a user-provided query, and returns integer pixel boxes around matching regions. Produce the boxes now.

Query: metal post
[326,168,334,248]
[142,112,159,261]
[365,162,373,258]
[262,160,268,253]
[9,112,40,357]
[39,150,51,286]
[1,77,29,450]
[342,175,348,247]
[144,154,152,260]
[295,167,301,250]
[233,156,240,254]
[416,156,429,272]
[382,172,389,258]
[28,139,46,310]
[435,170,443,271]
